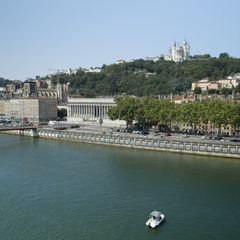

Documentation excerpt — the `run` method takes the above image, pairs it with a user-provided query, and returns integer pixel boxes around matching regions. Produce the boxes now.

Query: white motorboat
[146,211,164,228]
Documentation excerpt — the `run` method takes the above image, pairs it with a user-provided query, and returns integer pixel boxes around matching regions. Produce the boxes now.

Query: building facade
[192,75,240,91]
[165,39,190,62]
[0,97,57,123]
[67,97,126,126]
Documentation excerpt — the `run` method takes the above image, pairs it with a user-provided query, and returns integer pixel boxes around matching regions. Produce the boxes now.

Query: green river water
[0,134,240,239]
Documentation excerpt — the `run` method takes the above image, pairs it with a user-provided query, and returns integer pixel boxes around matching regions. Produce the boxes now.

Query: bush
[71,125,80,129]
[39,122,48,125]
[55,127,67,130]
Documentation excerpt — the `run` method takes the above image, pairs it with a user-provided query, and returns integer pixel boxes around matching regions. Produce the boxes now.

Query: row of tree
[107,97,240,135]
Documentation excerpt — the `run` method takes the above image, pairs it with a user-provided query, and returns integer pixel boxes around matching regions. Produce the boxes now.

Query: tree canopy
[107,97,240,135]
[49,55,240,97]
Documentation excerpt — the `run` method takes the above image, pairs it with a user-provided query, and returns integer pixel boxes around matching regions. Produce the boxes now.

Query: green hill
[56,53,240,97]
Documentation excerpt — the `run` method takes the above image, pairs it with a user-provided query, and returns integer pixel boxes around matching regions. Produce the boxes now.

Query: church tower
[183,38,187,60]
[172,40,176,61]
[165,45,172,61]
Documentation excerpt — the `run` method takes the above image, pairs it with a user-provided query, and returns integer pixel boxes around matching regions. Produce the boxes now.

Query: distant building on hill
[192,75,240,91]
[165,39,190,62]
[116,60,126,64]
[144,56,160,62]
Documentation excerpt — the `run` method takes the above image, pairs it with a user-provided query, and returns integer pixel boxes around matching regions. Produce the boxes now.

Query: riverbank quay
[1,127,240,159]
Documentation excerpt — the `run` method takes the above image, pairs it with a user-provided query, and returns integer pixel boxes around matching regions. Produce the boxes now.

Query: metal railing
[37,129,240,158]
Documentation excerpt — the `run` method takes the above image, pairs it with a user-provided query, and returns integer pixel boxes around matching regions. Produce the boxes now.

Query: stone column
[69,105,71,117]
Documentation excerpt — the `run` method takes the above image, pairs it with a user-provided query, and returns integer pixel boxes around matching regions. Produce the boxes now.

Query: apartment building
[0,97,57,123]
[192,75,240,91]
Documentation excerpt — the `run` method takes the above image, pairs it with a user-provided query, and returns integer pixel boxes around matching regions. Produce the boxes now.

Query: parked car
[154,132,160,136]
[201,136,206,140]
[165,133,171,136]
[183,134,189,138]
[102,132,106,134]
[231,139,240,142]
[220,139,228,143]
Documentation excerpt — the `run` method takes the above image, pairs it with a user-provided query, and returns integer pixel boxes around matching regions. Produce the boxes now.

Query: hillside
[55,54,240,97]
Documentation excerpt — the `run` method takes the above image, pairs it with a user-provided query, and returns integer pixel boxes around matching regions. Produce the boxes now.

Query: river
[0,134,240,239]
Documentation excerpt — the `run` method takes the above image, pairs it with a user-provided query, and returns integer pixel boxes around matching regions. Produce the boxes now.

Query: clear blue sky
[1,0,239,81]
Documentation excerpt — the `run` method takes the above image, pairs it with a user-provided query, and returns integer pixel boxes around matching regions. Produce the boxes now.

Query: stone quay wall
[38,129,240,159]
[2,128,240,159]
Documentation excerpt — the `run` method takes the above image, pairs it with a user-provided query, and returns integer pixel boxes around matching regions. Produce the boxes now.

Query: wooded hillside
[55,53,240,97]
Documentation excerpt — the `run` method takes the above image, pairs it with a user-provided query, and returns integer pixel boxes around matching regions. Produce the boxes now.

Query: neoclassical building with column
[67,97,126,126]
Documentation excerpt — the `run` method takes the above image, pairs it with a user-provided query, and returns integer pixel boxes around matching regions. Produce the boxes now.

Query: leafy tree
[235,83,240,93]
[220,87,231,96]
[208,89,219,94]
[227,100,240,135]
[194,87,202,94]
[169,76,192,92]
[58,108,67,118]
[43,82,48,88]
[107,96,138,127]
[135,99,147,129]
[219,52,230,58]
[208,99,228,135]
[84,89,95,98]
[179,101,201,129]
[157,99,176,131]
[1,79,12,86]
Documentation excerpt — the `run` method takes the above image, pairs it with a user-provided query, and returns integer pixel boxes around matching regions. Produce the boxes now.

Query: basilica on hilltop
[165,39,190,62]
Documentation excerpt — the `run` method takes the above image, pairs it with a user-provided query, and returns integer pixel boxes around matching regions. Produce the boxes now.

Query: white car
[220,139,228,143]
[146,211,164,228]
[201,136,206,140]
[183,134,189,138]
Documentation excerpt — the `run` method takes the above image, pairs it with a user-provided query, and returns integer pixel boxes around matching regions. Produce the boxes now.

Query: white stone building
[165,39,190,62]
[116,60,126,64]
[144,56,160,62]
[67,97,126,127]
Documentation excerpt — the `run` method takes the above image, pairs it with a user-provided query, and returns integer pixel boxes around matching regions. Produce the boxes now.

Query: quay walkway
[1,127,240,158]
[0,126,37,131]
[1,127,239,159]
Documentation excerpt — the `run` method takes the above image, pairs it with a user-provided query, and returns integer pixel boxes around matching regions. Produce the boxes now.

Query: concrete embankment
[2,128,239,159]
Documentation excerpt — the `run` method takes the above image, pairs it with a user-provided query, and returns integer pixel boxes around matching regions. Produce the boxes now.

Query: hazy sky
[1,0,239,81]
